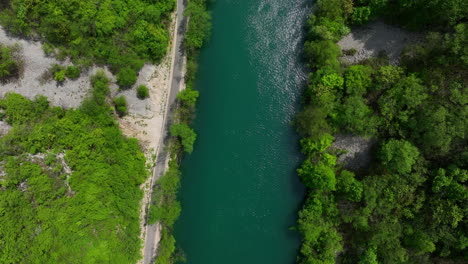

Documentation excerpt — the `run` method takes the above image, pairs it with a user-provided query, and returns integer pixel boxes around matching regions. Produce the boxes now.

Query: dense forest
[296,0,467,263]
[0,72,146,263]
[0,0,176,85]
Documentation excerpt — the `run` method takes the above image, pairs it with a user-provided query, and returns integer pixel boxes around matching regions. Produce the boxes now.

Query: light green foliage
[170,123,196,154]
[185,0,212,53]
[344,65,373,96]
[0,0,174,74]
[137,85,150,99]
[117,67,137,87]
[298,159,336,191]
[309,16,350,41]
[0,43,21,81]
[148,161,181,227]
[53,69,66,82]
[300,133,334,155]
[380,139,419,174]
[0,74,146,263]
[359,247,378,264]
[65,65,80,79]
[113,95,128,117]
[321,73,344,89]
[177,88,199,107]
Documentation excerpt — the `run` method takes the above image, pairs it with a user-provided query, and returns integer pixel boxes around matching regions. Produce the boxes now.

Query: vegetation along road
[143,0,188,262]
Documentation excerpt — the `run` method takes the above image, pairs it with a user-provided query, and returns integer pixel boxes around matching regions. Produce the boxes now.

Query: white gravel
[338,21,422,65]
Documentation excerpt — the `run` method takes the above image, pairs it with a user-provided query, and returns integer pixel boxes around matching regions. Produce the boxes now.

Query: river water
[174,0,311,263]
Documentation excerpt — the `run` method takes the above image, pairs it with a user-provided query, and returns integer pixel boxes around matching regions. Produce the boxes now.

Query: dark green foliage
[117,67,137,87]
[0,0,174,76]
[379,139,420,174]
[113,95,128,117]
[65,65,80,79]
[296,0,468,263]
[0,73,146,263]
[137,85,150,99]
[0,43,21,82]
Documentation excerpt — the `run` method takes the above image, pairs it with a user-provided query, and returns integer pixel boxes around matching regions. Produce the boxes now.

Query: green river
[174,0,311,262]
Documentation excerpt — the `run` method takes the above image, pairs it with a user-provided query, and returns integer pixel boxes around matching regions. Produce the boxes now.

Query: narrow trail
[142,0,187,262]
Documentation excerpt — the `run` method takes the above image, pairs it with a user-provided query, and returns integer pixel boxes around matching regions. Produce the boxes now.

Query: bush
[343,48,357,56]
[42,42,54,56]
[53,69,66,82]
[0,44,21,82]
[177,88,199,107]
[113,95,128,117]
[136,85,150,99]
[170,123,196,154]
[117,67,137,87]
[65,65,80,79]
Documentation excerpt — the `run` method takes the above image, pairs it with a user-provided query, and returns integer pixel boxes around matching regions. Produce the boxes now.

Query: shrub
[65,65,80,79]
[177,88,199,107]
[53,69,66,82]
[117,67,137,87]
[42,43,54,56]
[170,123,196,154]
[113,95,128,117]
[343,48,357,56]
[0,44,21,82]
[136,85,150,99]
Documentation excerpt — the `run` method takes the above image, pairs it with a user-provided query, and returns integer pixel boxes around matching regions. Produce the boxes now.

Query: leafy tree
[352,7,371,25]
[170,123,196,154]
[344,65,373,96]
[298,159,336,191]
[379,139,420,174]
[304,40,341,70]
[337,170,363,202]
[177,88,199,107]
[359,247,378,264]
[185,0,212,53]
[339,95,379,135]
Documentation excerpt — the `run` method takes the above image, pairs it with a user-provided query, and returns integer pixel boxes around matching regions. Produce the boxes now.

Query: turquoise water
[174,0,311,263]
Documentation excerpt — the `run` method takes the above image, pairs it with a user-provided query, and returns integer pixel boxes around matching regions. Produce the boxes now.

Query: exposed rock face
[338,21,422,65]
[332,134,376,170]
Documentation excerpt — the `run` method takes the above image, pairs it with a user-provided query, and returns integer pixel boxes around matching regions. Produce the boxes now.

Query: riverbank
[296,1,467,263]
[141,0,212,263]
